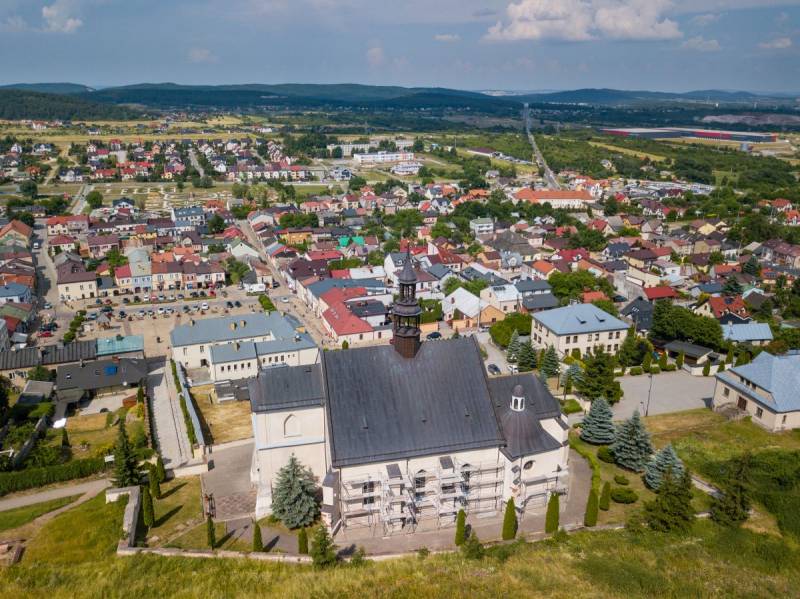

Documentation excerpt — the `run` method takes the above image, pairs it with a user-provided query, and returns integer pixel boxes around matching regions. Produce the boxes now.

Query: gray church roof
[249,364,324,412]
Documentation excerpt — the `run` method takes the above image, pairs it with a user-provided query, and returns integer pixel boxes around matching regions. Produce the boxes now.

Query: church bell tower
[392,249,422,359]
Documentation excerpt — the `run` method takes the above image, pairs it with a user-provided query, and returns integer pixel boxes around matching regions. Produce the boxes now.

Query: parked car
[189,292,198,298]
[122,298,130,305]
[157,307,165,315]
[43,302,53,309]
[426,331,442,340]
[39,331,52,338]
[133,295,141,303]
[272,281,280,289]
[280,297,290,304]
[487,364,501,375]
[101,306,113,313]
[234,300,242,308]
[177,294,185,300]
[226,301,234,309]
[118,311,127,319]
[507,364,519,374]
[201,302,209,310]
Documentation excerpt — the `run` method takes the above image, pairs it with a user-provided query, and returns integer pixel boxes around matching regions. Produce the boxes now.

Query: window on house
[283,414,300,437]
[523,460,534,470]
[362,496,375,507]
[199,346,204,353]
[723,387,730,397]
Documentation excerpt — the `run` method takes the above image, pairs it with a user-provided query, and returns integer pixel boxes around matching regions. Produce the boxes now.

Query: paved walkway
[0,478,110,512]
[203,442,256,521]
[148,358,192,468]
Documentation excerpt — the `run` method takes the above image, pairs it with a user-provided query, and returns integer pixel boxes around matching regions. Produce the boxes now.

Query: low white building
[354,151,415,165]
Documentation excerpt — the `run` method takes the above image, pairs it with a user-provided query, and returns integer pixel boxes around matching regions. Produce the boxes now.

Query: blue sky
[1,0,799,92]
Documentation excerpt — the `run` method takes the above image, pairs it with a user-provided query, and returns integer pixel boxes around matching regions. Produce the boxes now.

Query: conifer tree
[676,351,685,369]
[584,488,598,527]
[642,352,652,372]
[252,520,263,552]
[61,427,70,448]
[148,464,161,500]
[702,362,711,376]
[563,363,584,390]
[310,525,338,568]
[142,486,154,528]
[579,398,616,445]
[539,345,560,380]
[506,330,521,363]
[658,351,667,369]
[743,256,760,277]
[298,527,309,554]
[271,455,319,529]
[644,468,695,533]
[454,509,467,545]
[710,454,752,527]
[599,482,611,511]
[577,349,618,402]
[611,411,653,472]
[112,419,139,488]
[502,498,517,540]
[517,341,537,371]
[155,455,167,483]
[461,531,484,560]
[618,327,639,367]
[545,493,559,534]
[644,444,684,490]
[725,349,733,364]
[207,514,216,549]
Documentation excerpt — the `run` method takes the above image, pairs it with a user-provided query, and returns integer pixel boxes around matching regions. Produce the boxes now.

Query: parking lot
[615,371,716,419]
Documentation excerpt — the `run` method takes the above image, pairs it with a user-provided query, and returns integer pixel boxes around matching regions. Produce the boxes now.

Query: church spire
[392,247,422,359]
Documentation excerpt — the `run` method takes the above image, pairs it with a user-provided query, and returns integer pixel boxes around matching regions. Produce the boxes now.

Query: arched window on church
[283,414,300,437]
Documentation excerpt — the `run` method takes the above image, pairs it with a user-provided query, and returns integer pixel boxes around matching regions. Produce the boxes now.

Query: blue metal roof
[722,323,773,343]
[716,352,800,413]
[171,312,300,347]
[211,341,258,363]
[96,335,144,356]
[533,303,628,335]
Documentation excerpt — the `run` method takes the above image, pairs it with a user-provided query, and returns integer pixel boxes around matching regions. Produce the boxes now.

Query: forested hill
[0,89,141,120]
[0,82,93,94]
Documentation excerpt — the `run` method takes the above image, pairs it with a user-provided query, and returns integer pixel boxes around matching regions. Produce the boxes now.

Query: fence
[174,361,207,449]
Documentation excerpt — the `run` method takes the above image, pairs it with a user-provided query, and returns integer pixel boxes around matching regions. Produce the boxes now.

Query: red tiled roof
[644,286,678,300]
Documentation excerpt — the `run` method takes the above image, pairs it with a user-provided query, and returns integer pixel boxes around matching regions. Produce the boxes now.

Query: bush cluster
[597,446,614,463]
[614,474,630,485]
[0,457,106,495]
[629,366,643,375]
[611,487,639,504]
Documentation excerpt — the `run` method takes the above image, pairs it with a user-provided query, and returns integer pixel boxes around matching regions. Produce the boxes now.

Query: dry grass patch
[192,388,252,445]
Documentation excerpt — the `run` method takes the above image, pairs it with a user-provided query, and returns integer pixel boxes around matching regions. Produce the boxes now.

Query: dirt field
[192,385,253,445]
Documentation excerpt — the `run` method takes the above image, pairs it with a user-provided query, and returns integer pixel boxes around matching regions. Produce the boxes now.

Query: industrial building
[600,127,777,143]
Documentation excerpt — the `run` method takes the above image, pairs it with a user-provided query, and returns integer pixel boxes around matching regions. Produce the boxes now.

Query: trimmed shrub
[663,364,677,372]
[142,486,154,528]
[597,446,614,463]
[702,362,711,376]
[629,366,643,375]
[649,366,661,375]
[298,527,309,554]
[560,398,582,415]
[252,521,263,552]
[206,515,216,549]
[611,487,639,504]
[584,489,598,527]
[502,498,517,540]
[545,494,560,534]
[599,482,611,511]
[455,509,466,545]
[0,457,106,496]
[614,474,630,485]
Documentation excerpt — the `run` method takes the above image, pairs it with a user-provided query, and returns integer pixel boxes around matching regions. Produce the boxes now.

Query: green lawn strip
[0,495,80,532]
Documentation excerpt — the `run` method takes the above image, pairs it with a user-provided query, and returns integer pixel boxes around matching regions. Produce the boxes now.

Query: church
[248,255,570,534]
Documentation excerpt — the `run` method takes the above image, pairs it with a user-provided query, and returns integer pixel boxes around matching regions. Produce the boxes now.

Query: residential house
[530,303,628,357]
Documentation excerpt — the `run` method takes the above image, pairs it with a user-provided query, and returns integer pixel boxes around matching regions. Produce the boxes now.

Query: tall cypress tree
[710,453,752,527]
[611,411,653,472]
[252,520,264,552]
[644,444,684,490]
[584,488,598,527]
[148,464,161,500]
[206,514,216,549]
[297,527,309,554]
[545,493,559,534]
[580,398,616,445]
[644,467,695,533]
[112,419,139,488]
[539,345,560,380]
[454,509,467,545]
[506,330,521,363]
[271,455,319,529]
[599,481,611,511]
[142,486,154,528]
[501,498,517,540]
[155,455,167,483]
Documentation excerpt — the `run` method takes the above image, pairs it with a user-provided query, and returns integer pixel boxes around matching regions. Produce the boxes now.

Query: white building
[170,313,318,381]
[353,151,415,165]
[531,303,629,357]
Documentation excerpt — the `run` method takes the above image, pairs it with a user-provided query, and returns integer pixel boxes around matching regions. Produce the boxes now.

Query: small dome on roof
[513,384,524,397]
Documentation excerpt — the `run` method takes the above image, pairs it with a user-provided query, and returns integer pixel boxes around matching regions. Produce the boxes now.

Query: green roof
[96,335,145,356]
[338,236,364,247]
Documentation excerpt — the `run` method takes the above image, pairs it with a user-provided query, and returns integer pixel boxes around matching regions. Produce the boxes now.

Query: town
[0,2,799,596]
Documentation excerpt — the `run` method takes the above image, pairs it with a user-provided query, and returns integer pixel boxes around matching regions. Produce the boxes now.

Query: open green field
[588,141,666,162]
[1,491,797,599]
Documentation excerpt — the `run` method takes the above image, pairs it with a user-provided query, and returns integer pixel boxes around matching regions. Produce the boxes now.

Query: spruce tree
[584,488,598,527]
[710,454,752,527]
[545,493,559,534]
[252,520,263,552]
[148,464,161,499]
[644,444,684,491]
[502,498,517,540]
[506,330,521,363]
[298,527,309,554]
[539,345,560,380]
[579,398,616,445]
[611,411,653,472]
[644,468,695,533]
[142,486,154,528]
[112,419,139,488]
[271,455,319,529]
[517,341,537,371]
[61,427,70,448]
[310,525,337,568]
[206,514,216,549]
[461,531,484,560]
[454,509,466,545]
[599,482,611,511]
[564,363,584,390]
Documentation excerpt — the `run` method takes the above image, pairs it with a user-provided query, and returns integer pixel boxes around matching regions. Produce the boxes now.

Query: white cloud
[681,35,721,51]
[0,15,28,32]
[485,0,682,43]
[42,1,83,33]
[759,36,792,49]
[366,45,385,67]
[187,47,219,64]
[434,33,461,42]
[689,13,719,27]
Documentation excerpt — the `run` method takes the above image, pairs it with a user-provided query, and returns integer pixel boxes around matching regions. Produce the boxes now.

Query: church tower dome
[392,248,422,358]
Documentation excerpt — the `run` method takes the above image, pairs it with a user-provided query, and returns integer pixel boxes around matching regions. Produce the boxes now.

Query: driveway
[203,442,256,521]
[615,370,716,419]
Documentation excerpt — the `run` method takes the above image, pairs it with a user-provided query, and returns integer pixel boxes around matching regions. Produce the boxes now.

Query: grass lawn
[56,409,146,459]
[192,387,253,445]
[588,141,666,162]
[0,495,79,533]
[166,519,250,552]
[146,477,203,545]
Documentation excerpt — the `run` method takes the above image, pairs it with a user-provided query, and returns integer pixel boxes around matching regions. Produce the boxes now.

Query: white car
[280,297,290,304]
[201,302,209,310]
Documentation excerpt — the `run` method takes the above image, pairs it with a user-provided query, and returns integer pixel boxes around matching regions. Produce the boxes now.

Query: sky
[0,0,799,93]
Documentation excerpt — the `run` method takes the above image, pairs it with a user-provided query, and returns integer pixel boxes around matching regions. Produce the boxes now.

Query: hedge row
[170,359,197,446]
[569,438,601,493]
[0,457,107,496]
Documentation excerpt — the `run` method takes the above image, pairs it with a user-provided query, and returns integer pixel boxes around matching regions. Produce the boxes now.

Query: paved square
[615,370,716,419]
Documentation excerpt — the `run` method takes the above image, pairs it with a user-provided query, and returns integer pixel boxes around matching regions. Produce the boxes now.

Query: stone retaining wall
[106,486,141,549]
